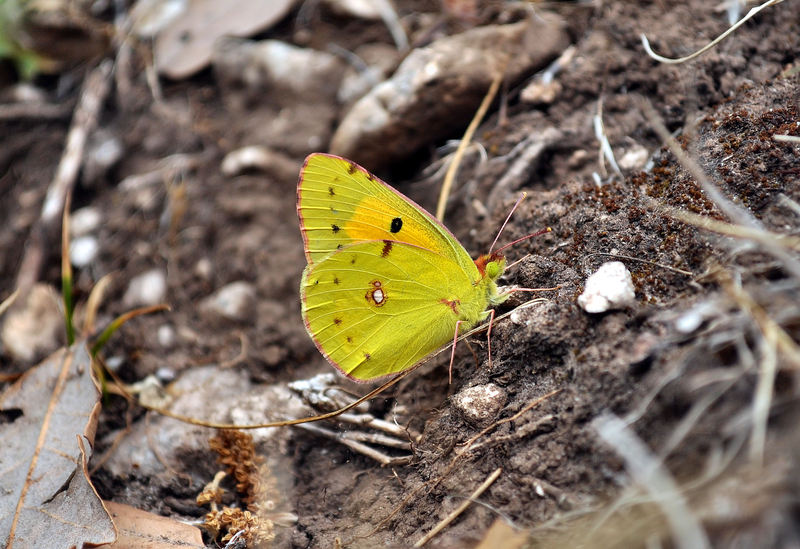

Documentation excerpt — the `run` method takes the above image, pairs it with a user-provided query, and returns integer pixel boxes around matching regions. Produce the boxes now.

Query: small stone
[69,235,99,268]
[323,0,382,19]
[577,261,635,313]
[195,258,213,281]
[157,324,175,347]
[1,284,64,362]
[452,383,507,425]
[618,144,650,171]
[200,281,257,322]
[123,269,167,307]
[83,130,124,185]
[70,207,102,236]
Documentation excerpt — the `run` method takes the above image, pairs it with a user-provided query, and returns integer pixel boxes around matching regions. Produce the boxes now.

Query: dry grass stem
[413,467,503,547]
[594,414,711,549]
[641,0,786,64]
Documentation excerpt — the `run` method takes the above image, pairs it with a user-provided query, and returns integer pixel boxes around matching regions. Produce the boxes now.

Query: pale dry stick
[641,0,786,64]
[593,99,622,179]
[584,252,693,276]
[15,60,114,297]
[0,102,71,120]
[719,275,800,464]
[340,429,411,451]
[373,0,408,51]
[337,412,409,438]
[436,67,506,221]
[777,193,800,217]
[294,423,412,466]
[773,134,800,144]
[662,205,800,251]
[0,289,20,317]
[750,335,778,466]
[413,468,503,547]
[642,100,800,281]
[594,414,711,549]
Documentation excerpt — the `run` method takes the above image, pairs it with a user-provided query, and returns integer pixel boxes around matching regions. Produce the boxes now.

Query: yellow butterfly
[298,153,510,381]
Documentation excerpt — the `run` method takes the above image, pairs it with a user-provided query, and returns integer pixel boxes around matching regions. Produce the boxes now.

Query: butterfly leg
[486,308,496,369]
[448,320,466,384]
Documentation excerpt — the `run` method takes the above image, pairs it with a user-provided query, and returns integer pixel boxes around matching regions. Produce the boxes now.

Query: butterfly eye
[486,261,501,279]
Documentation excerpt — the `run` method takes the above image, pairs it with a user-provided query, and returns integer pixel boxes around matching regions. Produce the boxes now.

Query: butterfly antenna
[489,192,527,253]
[494,226,552,256]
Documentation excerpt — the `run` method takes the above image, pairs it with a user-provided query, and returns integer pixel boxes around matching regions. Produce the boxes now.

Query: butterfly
[297,153,512,382]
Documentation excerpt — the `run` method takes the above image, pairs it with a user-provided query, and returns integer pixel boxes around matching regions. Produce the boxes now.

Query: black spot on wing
[390,217,403,233]
[332,224,340,233]
[328,186,335,196]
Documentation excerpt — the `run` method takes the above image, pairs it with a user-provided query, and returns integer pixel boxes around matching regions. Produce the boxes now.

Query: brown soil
[2,1,799,548]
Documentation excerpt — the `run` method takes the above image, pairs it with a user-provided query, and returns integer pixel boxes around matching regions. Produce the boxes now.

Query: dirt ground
[2,1,800,548]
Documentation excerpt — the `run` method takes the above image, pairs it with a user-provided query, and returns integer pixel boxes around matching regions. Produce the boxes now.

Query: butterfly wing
[297,153,477,277]
[300,240,488,381]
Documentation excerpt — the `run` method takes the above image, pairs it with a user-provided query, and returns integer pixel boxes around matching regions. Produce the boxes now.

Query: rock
[452,383,507,425]
[220,145,298,181]
[330,14,569,168]
[200,281,257,322]
[69,235,99,267]
[1,284,63,362]
[323,0,383,19]
[157,324,175,347]
[123,269,167,307]
[577,261,636,314]
[83,129,123,185]
[69,207,102,237]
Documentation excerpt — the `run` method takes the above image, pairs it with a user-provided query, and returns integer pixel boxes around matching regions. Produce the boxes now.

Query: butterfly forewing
[300,240,488,380]
[297,154,477,277]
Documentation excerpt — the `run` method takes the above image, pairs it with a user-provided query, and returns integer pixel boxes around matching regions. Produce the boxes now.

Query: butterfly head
[475,252,506,282]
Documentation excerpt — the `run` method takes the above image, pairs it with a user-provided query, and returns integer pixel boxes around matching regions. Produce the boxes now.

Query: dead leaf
[98,501,204,549]
[153,0,296,79]
[0,343,116,548]
[474,519,528,549]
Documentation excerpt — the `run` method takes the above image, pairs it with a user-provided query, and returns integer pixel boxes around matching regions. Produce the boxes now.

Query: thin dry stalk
[641,0,786,64]
[15,60,113,297]
[413,468,503,547]
[436,67,506,221]
[594,414,711,549]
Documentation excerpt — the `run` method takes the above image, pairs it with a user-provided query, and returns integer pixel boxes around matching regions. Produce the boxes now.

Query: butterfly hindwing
[300,240,488,380]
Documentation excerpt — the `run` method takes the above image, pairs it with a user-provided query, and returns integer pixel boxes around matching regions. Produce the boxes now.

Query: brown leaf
[98,501,204,549]
[154,0,296,79]
[0,344,116,548]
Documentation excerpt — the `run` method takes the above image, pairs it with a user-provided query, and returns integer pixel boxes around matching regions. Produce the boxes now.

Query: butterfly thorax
[468,252,509,314]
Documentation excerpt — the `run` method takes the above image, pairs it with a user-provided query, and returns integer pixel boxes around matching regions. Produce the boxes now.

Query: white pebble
[123,269,167,307]
[70,207,102,236]
[200,281,256,322]
[69,235,99,267]
[578,261,635,313]
[157,324,175,347]
[452,383,507,425]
